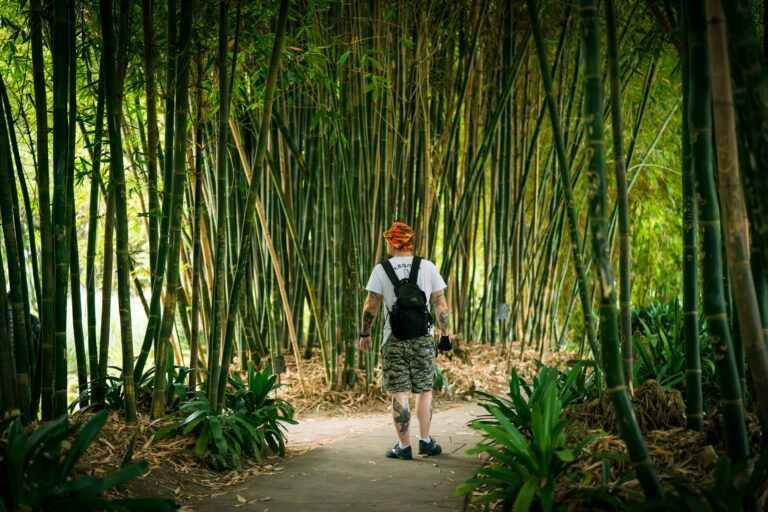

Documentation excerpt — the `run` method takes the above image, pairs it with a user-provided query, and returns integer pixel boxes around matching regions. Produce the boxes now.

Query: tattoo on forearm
[361,292,381,335]
[393,399,411,434]
[362,311,375,334]
[439,310,450,330]
[430,290,445,306]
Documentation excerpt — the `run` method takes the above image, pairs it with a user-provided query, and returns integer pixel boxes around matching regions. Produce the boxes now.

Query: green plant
[433,365,445,393]
[631,301,717,397]
[70,365,201,415]
[459,382,600,511]
[0,411,175,511]
[155,363,296,469]
[475,362,599,440]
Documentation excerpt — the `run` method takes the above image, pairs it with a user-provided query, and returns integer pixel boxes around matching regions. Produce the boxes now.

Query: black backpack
[381,257,433,339]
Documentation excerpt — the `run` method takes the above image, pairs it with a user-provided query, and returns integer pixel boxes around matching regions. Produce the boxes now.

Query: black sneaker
[419,437,442,456]
[385,443,412,460]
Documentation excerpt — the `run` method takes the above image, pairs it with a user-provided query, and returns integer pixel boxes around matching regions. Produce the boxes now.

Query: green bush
[631,300,717,399]
[474,362,600,440]
[70,365,200,414]
[0,411,175,511]
[459,381,599,511]
[155,363,296,470]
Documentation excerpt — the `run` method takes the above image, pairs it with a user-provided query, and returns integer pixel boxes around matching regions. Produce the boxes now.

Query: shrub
[155,363,296,470]
[459,381,599,511]
[0,411,175,511]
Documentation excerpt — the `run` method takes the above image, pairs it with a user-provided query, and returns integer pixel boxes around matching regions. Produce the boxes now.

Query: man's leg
[415,390,432,439]
[392,392,411,446]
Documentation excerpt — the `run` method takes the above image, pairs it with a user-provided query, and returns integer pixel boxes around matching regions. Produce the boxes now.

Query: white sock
[420,437,432,443]
[399,442,410,449]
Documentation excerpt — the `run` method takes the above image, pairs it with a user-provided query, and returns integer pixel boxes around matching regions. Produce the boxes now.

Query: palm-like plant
[155,364,296,469]
[0,410,175,511]
[460,382,599,512]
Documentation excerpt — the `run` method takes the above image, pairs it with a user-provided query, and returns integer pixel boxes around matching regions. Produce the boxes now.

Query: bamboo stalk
[0,79,30,421]
[577,0,663,499]
[150,0,196,419]
[228,118,308,397]
[706,0,768,430]
[680,0,703,432]
[527,0,599,361]
[100,0,138,423]
[52,0,71,418]
[30,0,55,421]
[604,0,633,391]
[686,0,750,463]
[207,0,231,410]
[216,0,302,408]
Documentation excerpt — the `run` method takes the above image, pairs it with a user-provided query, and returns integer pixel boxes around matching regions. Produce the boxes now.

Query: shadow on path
[195,403,484,511]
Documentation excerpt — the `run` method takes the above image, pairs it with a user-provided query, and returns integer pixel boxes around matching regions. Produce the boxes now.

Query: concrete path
[196,403,484,511]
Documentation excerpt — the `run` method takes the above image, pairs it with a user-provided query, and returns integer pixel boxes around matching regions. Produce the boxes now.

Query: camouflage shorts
[381,335,435,393]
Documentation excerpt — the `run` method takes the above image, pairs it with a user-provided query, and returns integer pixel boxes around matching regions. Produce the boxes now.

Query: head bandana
[383,221,415,251]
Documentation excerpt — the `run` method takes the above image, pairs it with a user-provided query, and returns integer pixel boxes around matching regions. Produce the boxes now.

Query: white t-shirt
[365,256,447,343]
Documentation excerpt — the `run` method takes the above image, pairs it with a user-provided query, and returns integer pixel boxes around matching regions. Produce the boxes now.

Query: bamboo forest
[2,0,768,510]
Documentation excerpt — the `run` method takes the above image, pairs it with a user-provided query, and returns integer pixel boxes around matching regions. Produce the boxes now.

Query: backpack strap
[409,256,422,284]
[380,259,402,290]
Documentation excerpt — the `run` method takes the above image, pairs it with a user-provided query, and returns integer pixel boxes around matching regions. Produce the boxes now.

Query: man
[359,221,451,460]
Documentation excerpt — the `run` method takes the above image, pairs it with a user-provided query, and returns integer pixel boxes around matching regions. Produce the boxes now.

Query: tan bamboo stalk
[706,0,768,429]
[229,120,307,396]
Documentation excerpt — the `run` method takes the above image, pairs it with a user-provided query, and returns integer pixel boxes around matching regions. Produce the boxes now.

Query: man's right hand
[359,335,371,352]
[438,334,452,352]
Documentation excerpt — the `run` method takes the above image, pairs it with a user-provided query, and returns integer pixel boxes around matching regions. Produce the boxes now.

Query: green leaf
[153,424,179,441]
[554,448,574,462]
[513,479,537,512]
[208,417,227,457]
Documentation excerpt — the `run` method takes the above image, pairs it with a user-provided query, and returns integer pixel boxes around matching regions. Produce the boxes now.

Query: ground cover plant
[0,410,175,511]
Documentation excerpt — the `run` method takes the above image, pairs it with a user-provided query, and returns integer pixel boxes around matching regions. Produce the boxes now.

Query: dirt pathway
[194,403,484,511]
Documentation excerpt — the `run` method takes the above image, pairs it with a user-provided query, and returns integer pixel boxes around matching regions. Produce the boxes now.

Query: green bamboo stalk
[207,0,230,410]
[0,81,30,421]
[0,280,13,414]
[217,0,292,409]
[134,0,177,382]
[686,0,750,463]
[30,0,55,421]
[142,0,160,281]
[100,0,138,423]
[86,66,105,396]
[604,0,633,389]
[95,188,115,405]
[578,0,663,499]
[66,0,87,409]
[150,0,196,419]
[0,74,35,416]
[0,78,40,320]
[189,53,204,390]
[52,0,71,418]
[680,0,703,432]
[706,0,768,430]
[527,0,599,362]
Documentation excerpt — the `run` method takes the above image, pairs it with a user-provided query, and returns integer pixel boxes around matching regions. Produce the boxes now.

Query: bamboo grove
[1,0,768,500]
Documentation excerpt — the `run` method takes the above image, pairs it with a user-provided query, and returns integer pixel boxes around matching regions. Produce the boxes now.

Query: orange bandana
[383,221,415,251]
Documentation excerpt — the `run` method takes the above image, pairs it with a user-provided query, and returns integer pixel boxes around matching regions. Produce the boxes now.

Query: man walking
[359,221,452,460]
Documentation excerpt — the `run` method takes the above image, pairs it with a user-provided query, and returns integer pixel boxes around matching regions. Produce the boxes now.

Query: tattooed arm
[430,289,450,336]
[359,291,382,352]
